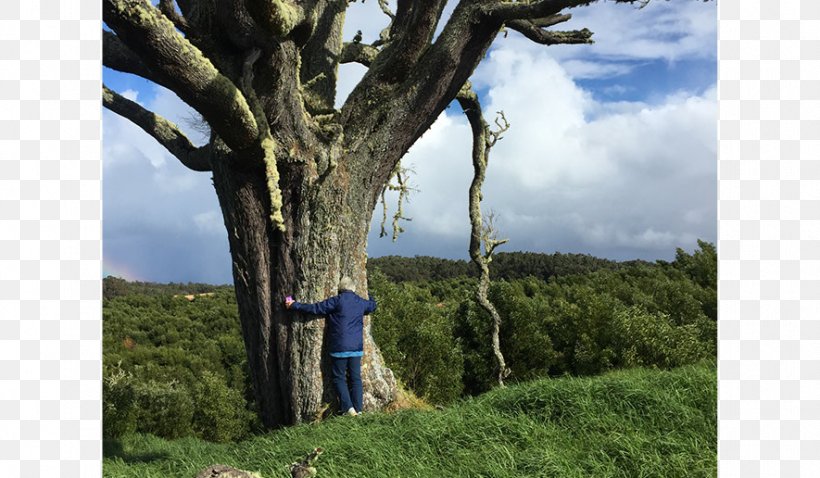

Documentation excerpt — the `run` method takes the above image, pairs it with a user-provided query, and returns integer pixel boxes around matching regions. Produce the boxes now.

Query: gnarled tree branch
[377,0,395,20]
[102,84,211,172]
[484,0,644,21]
[158,0,190,34]
[531,13,573,28]
[374,0,449,82]
[246,0,306,38]
[340,42,379,66]
[103,0,259,153]
[456,81,511,387]
[103,30,167,88]
[507,20,593,45]
[299,0,349,114]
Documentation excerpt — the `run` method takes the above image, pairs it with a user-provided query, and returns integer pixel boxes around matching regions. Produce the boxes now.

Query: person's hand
[285,296,295,309]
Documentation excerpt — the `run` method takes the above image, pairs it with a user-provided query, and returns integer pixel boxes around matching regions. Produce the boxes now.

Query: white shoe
[346,407,357,416]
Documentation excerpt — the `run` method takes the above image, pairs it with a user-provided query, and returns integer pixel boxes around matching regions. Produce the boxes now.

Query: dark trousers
[331,355,363,413]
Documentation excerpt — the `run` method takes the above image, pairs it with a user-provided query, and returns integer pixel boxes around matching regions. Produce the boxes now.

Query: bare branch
[299,1,349,115]
[102,85,211,172]
[158,0,190,34]
[103,30,167,87]
[379,161,416,241]
[368,0,450,83]
[481,212,509,261]
[339,1,497,167]
[103,0,259,153]
[378,0,395,20]
[507,20,593,45]
[484,0,645,21]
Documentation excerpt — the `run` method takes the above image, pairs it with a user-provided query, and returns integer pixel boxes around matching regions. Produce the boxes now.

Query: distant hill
[367,251,654,283]
[102,275,230,300]
[105,251,654,293]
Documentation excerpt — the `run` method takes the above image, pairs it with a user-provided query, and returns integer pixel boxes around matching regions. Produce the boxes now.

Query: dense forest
[103,242,716,442]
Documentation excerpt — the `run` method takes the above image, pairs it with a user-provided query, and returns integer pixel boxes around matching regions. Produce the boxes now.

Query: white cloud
[120,89,140,102]
[369,42,716,261]
[492,0,717,79]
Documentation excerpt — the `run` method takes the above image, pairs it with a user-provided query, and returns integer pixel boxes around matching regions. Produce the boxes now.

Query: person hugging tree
[285,277,377,416]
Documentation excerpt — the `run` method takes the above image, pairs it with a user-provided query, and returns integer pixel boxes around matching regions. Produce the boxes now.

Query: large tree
[103,0,679,428]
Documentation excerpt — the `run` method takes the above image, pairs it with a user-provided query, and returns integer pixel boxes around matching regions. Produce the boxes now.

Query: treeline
[102,242,716,442]
[103,276,226,300]
[367,251,651,283]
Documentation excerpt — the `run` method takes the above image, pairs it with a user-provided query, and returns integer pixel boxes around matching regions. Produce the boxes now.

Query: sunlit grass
[103,361,716,478]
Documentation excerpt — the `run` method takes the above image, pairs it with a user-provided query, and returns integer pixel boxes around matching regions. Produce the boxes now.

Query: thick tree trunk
[210,142,396,427]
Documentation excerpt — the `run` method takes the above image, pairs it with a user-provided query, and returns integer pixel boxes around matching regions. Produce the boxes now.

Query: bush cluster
[370,241,717,399]
[103,286,257,441]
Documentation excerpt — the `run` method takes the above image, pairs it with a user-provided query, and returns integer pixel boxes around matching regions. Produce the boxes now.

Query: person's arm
[363,293,377,315]
[290,295,339,316]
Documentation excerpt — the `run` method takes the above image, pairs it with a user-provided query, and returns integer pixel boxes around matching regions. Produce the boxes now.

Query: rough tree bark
[102,0,668,427]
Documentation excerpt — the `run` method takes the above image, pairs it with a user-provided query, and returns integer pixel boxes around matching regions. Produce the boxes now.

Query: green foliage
[104,362,716,478]
[369,270,464,404]
[133,379,195,439]
[102,363,138,439]
[103,284,252,442]
[192,371,256,443]
[612,306,707,369]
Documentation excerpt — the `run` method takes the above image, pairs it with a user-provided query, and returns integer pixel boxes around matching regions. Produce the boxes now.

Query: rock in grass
[195,464,262,478]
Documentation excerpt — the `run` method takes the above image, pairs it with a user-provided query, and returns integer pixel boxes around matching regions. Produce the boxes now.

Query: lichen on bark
[261,137,286,231]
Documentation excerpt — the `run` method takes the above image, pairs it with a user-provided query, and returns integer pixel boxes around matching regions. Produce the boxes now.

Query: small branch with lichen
[240,48,286,232]
[377,0,395,20]
[102,84,211,172]
[103,31,163,86]
[456,81,511,387]
[158,0,190,34]
[507,20,593,45]
[379,161,416,242]
[481,211,509,261]
[483,0,648,21]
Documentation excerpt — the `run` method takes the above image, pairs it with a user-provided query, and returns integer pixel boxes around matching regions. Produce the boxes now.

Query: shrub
[613,306,705,369]
[102,364,137,439]
[133,380,195,439]
[370,271,464,404]
[192,371,254,442]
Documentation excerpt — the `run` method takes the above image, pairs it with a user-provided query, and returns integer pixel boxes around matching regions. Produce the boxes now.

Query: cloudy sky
[102,0,717,284]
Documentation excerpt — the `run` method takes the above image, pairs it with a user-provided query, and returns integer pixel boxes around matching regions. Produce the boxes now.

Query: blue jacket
[291,290,377,354]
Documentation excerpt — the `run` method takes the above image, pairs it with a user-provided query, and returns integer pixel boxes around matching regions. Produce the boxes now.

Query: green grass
[103,361,716,478]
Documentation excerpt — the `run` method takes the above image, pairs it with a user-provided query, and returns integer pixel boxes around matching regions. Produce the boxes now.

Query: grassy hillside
[103,361,716,478]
